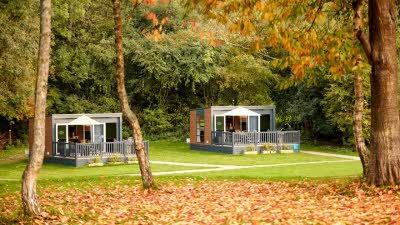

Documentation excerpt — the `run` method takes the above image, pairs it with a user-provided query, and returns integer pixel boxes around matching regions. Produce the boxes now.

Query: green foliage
[142,109,173,137]
[215,53,277,105]
[48,0,117,115]
[322,73,371,145]
[0,0,38,121]
[0,0,383,149]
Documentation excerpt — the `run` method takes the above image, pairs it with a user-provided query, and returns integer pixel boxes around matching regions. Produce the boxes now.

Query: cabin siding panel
[190,110,196,144]
[45,117,52,157]
[204,108,211,145]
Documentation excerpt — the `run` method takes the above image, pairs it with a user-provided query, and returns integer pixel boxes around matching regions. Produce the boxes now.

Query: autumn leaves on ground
[1,179,400,224]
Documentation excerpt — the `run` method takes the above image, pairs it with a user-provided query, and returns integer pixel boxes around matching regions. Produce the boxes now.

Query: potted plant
[88,156,103,167]
[245,146,258,154]
[262,143,276,154]
[108,153,124,165]
[280,144,294,153]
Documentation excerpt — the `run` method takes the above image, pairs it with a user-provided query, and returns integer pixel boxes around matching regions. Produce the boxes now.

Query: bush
[263,143,276,152]
[142,109,173,137]
[281,144,292,150]
[109,153,121,163]
[14,139,23,148]
[246,146,256,152]
[93,156,102,164]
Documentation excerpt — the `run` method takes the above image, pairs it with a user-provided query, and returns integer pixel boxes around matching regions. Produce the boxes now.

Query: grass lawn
[0,160,206,180]
[149,141,348,165]
[0,146,27,162]
[180,160,361,179]
[0,141,362,181]
[0,141,362,194]
[301,142,359,156]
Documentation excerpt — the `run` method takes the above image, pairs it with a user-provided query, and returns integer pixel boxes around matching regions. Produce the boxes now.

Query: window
[240,116,247,131]
[106,123,117,142]
[260,114,271,131]
[226,116,234,131]
[215,116,224,131]
[57,125,67,142]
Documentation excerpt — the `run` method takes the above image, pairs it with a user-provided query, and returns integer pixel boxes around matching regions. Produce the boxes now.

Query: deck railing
[52,140,149,158]
[211,131,300,146]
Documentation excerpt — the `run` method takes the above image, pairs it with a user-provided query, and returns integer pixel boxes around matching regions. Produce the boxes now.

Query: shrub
[93,156,102,164]
[281,144,292,150]
[246,146,256,152]
[263,143,276,152]
[109,153,121,163]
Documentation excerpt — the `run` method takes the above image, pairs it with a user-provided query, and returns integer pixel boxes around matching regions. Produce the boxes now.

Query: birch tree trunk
[111,0,155,189]
[353,56,369,177]
[367,0,400,185]
[21,0,51,216]
[353,1,369,178]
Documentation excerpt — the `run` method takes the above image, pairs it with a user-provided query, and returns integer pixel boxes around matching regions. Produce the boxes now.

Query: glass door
[249,116,259,132]
[93,124,105,143]
[56,124,68,155]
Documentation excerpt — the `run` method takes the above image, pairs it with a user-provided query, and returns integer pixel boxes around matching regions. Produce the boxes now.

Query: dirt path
[301,150,360,160]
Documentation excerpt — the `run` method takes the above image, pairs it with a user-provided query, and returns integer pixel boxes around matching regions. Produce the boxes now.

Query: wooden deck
[191,131,301,154]
[47,141,149,167]
[211,131,300,146]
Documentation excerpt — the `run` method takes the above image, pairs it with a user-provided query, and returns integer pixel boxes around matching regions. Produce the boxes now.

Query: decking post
[123,141,126,157]
[74,143,77,164]
[254,132,258,152]
[52,142,55,156]
[232,132,235,147]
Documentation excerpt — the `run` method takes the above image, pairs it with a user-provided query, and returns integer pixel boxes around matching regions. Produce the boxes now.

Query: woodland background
[1,0,399,149]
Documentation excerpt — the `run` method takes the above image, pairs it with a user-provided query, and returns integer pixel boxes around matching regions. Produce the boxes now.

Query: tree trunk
[21,0,51,216]
[111,0,155,189]
[367,0,400,186]
[353,56,369,177]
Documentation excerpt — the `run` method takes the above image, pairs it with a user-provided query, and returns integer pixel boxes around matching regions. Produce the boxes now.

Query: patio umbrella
[68,115,101,125]
[223,107,259,116]
[222,107,260,132]
[68,115,101,143]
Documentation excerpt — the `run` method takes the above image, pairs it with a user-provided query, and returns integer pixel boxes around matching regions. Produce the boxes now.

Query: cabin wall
[189,108,211,145]
[29,117,53,157]
[204,108,211,145]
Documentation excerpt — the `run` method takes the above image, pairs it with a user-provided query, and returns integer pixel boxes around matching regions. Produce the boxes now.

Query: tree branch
[353,0,371,64]
[307,0,324,32]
